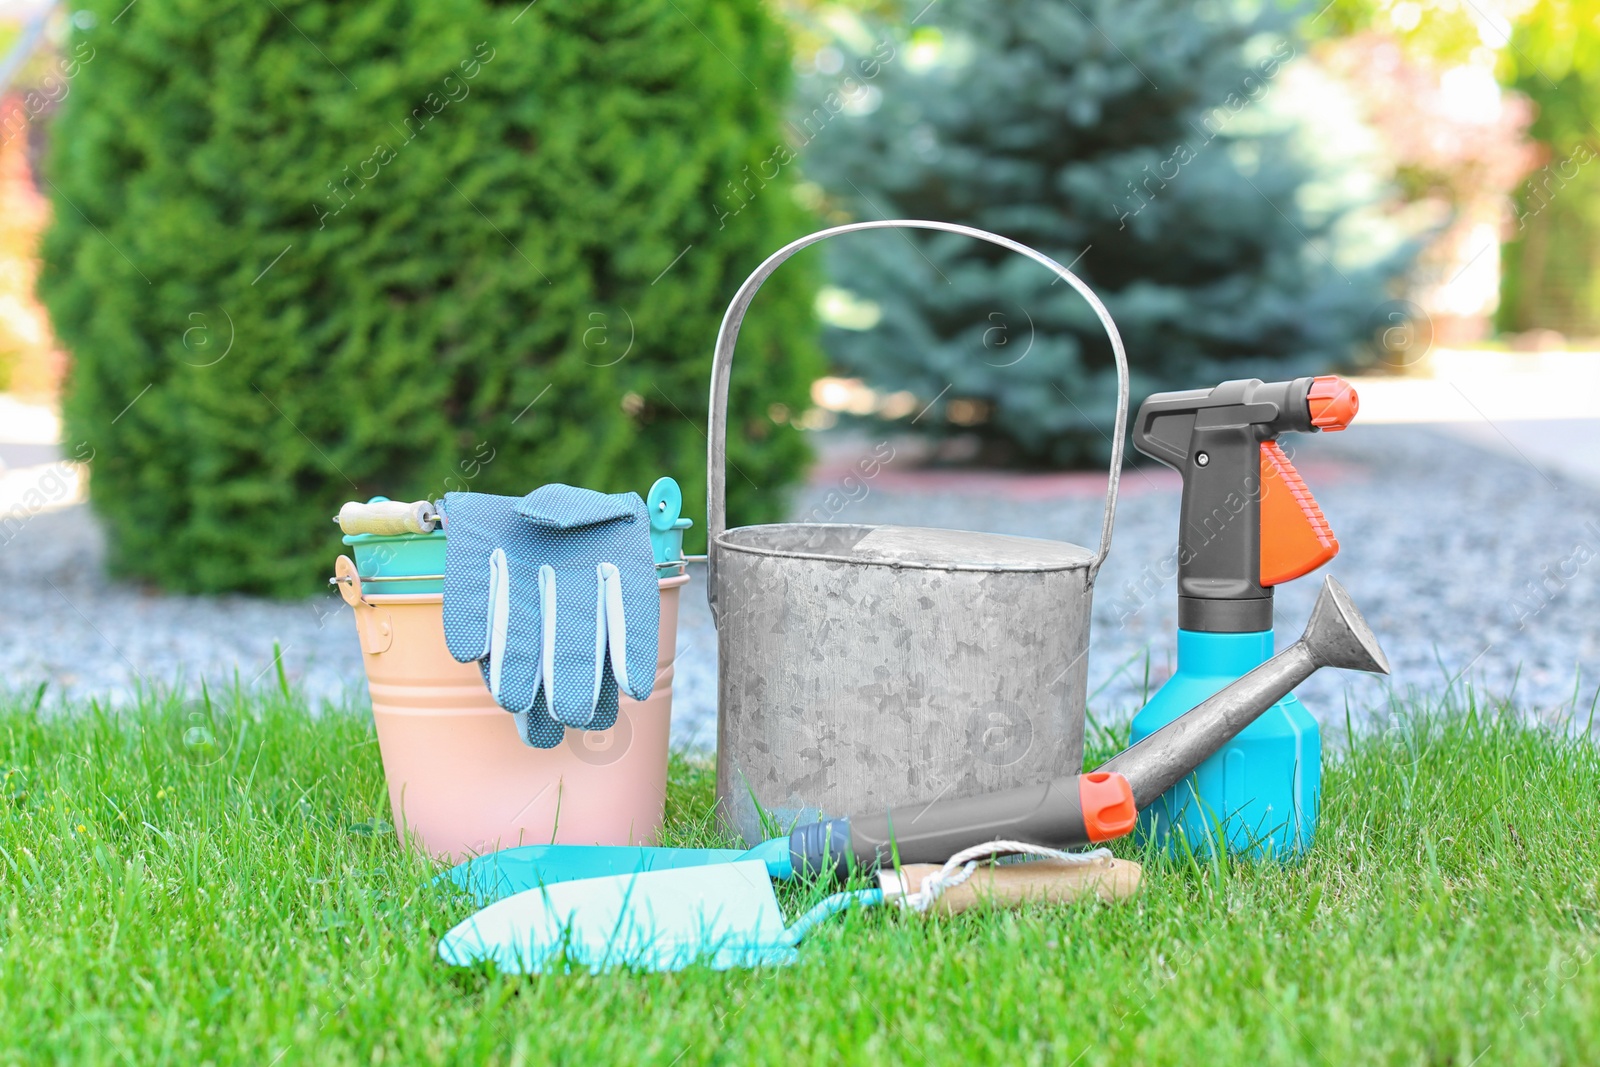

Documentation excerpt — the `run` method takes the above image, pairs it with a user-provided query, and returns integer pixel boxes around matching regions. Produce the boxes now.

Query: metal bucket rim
[714,522,1096,574]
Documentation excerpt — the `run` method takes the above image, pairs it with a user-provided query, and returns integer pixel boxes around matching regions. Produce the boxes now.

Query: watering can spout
[1301,573,1390,676]
[1099,575,1387,809]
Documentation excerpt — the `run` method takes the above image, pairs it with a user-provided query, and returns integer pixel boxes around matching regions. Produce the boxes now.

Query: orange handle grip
[1079,770,1136,842]
[1259,441,1338,586]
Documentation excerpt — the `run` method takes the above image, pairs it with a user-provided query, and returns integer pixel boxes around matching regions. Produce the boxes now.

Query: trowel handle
[879,857,1142,915]
[788,771,1137,879]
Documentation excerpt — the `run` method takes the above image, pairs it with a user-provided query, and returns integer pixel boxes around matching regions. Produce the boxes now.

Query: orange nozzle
[1308,375,1358,431]
[1079,771,1137,842]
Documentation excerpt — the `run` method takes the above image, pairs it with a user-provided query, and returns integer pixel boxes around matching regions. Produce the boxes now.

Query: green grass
[2,683,1598,1066]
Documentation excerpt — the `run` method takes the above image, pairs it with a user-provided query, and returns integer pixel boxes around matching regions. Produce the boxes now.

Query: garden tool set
[444,570,1383,899]
[437,573,1387,974]
[328,219,1390,975]
[446,762,1138,903]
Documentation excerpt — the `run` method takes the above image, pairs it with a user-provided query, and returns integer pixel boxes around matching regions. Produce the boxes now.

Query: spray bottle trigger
[1259,441,1338,586]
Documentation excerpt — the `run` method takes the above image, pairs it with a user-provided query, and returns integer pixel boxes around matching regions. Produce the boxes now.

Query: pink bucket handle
[705,219,1130,618]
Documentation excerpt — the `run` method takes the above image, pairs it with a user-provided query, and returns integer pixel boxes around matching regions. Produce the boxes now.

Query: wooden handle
[878,857,1141,916]
[337,500,435,537]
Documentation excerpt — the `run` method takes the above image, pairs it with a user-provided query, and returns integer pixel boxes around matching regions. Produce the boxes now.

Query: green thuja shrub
[800,0,1410,466]
[40,0,821,595]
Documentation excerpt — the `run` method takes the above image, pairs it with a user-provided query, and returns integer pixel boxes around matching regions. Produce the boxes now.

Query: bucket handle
[708,219,1129,615]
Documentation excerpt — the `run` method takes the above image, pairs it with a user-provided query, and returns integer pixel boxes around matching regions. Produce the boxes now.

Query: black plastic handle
[1132,377,1318,633]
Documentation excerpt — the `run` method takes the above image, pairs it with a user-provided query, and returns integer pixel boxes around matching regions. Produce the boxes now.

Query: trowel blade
[443,844,750,905]
[438,860,796,974]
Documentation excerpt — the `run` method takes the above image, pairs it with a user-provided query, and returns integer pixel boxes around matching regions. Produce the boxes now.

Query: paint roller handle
[788,771,1137,879]
[336,499,438,537]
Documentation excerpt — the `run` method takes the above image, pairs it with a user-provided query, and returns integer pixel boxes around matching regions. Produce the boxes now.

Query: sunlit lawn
[1,681,1597,1065]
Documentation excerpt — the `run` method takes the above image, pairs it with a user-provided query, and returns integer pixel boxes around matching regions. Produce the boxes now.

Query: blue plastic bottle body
[1128,629,1320,858]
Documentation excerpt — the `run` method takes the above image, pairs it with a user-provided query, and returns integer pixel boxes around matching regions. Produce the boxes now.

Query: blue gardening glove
[440,493,565,748]
[516,485,660,731]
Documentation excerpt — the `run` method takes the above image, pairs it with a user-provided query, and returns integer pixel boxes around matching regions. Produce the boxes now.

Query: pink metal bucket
[339,568,688,861]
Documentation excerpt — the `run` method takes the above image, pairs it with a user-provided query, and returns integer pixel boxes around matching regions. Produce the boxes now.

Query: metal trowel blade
[438,860,797,974]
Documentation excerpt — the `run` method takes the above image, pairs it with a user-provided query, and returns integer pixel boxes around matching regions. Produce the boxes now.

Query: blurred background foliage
[0,0,1588,591]
[1292,0,1600,340]
[34,0,821,595]
[794,0,1413,466]
[1309,0,1485,59]
[0,13,59,396]
[1499,0,1600,337]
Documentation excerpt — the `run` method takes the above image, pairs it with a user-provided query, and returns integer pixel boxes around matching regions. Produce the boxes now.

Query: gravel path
[1,423,1596,749]
[787,423,1600,743]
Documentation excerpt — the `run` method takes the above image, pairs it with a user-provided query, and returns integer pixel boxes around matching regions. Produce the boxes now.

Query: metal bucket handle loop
[707,219,1129,614]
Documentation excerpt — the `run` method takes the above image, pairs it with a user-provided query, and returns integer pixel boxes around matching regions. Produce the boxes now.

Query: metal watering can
[707,220,1129,844]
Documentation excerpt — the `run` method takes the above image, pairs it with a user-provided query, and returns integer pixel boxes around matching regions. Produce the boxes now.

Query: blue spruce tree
[801,0,1410,465]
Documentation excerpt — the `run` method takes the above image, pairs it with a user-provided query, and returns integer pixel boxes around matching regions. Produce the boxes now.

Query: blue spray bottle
[1128,376,1359,858]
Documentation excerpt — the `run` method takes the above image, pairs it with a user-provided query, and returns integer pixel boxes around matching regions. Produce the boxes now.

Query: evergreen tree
[800,0,1408,465]
[40,0,820,595]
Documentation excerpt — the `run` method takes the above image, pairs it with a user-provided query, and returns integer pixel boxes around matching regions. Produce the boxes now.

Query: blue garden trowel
[441,860,855,973]
[438,853,1141,974]
[443,765,1135,908]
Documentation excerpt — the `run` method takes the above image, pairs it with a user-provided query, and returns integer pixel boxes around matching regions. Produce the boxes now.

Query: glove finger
[596,563,631,697]
[441,493,527,664]
[598,561,660,704]
[544,566,606,727]
[588,655,620,733]
[619,496,661,703]
[514,703,566,749]
[486,553,545,715]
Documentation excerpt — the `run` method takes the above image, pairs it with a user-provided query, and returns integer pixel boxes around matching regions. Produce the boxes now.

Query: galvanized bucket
[707,220,1129,843]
